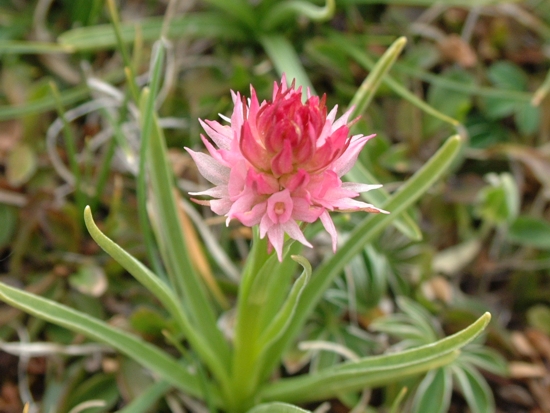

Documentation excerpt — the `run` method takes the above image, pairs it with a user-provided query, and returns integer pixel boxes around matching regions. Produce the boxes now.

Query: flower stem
[229,230,271,411]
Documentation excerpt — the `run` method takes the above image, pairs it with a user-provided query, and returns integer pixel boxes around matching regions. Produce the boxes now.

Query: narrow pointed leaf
[259,255,311,348]
[84,207,229,385]
[412,367,452,413]
[142,96,230,366]
[349,36,407,116]
[247,402,311,413]
[452,363,495,413]
[259,313,490,403]
[262,135,464,376]
[0,283,207,400]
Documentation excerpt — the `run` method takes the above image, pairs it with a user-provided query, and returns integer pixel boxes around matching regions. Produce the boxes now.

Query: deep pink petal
[271,140,294,176]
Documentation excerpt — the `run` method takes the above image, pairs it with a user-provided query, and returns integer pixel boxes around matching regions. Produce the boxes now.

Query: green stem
[229,230,271,412]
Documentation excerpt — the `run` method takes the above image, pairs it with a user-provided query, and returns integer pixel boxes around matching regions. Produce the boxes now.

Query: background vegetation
[0,0,549,412]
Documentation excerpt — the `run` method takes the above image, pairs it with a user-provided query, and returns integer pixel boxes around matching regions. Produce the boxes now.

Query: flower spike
[186,76,388,261]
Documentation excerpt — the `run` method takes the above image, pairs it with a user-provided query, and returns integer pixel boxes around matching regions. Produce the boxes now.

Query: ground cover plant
[0,0,550,412]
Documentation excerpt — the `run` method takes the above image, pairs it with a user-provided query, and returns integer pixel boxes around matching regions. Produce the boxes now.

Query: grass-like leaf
[247,402,312,413]
[262,135,464,377]
[259,312,490,403]
[0,282,208,401]
[412,367,452,413]
[143,99,231,369]
[57,13,247,52]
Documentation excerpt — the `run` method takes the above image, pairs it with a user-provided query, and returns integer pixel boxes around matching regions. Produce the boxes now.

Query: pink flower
[186,76,388,261]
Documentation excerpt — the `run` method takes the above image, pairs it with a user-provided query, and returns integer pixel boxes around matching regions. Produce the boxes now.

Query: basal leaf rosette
[186,76,388,260]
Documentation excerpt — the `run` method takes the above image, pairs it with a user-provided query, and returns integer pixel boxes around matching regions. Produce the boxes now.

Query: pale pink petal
[185,149,230,185]
[266,225,284,261]
[326,105,338,123]
[233,202,267,227]
[281,220,312,248]
[292,198,323,223]
[320,211,338,252]
[199,119,232,150]
[332,106,353,131]
[333,198,389,214]
[210,198,233,216]
[332,134,376,176]
[341,183,383,192]
[189,186,228,198]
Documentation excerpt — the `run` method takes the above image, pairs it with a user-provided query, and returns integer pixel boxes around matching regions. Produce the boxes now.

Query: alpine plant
[186,76,388,260]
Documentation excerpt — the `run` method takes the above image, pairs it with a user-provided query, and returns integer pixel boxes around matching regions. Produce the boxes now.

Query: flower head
[186,76,388,260]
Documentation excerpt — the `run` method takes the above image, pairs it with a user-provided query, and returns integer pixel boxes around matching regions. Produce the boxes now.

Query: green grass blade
[137,43,168,278]
[0,282,207,400]
[143,96,231,368]
[106,0,139,102]
[259,34,314,94]
[0,70,127,121]
[84,206,230,387]
[346,162,422,240]
[115,381,171,413]
[49,81,86,217]
[261,135,464,377]
[57,13,247,52]
[0,40,74,54]
[258,256,311,348]
[201,0,256,29]
[261,0,335,30]
[247,402,312,413]
[344,35,421,240]
[348,36,407,117]
[341,0,521,5]
[412,368,452,413]
[259,313,490,403]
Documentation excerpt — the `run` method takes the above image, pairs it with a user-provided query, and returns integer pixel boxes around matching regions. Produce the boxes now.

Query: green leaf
[260,34,314,94]
[115,381,171,413]
[259,256,312,348]
[459,346,509,377]
[412,367,452,413]
[259,313,490,404]
[69,263,108,297]
[65,374,118,413]
[349,36,407,117]
[267,135,464,374]
[247,402,311,413]
[452,363,495,413]
[527,305,550,336]
[426,68,474,133]
[514,102,540,136]
[508,215,550,250]
[476,173,520,225]
[340,0,521,5]
[6,143,37,186]
[487,61,528,91]
[346,161,422,241]
[141,95,231,368]
[261,0,335,30]
[57,13,247,52]
[0,282,208,400]
[0,40,74,54]
[0,204,17,248]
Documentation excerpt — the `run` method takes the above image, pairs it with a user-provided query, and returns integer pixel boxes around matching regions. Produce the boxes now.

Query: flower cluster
[186,76,387,260]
